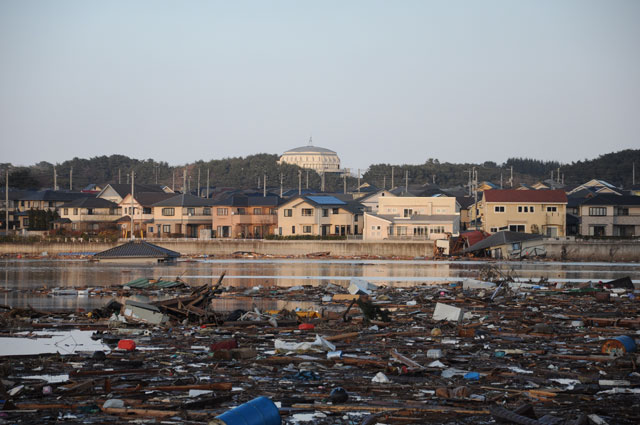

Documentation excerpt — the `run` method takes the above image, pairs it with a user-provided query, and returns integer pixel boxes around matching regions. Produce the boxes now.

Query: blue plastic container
[602,335,637,355]
[216,396,281,425]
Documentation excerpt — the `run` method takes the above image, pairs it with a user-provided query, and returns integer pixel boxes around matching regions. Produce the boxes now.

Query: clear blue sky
[1,0,639,172]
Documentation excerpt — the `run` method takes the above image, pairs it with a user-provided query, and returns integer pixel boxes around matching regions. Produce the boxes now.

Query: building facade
[277,195,362,237]
[212,194,280,238]
[480,189,567,236]
[579,195,640,237]
[363,196,460,241]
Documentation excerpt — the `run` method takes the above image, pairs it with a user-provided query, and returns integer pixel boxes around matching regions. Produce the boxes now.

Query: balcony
[232,214,278,225]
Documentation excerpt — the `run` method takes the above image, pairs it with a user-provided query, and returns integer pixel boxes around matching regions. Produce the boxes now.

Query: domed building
[278,139,341,173]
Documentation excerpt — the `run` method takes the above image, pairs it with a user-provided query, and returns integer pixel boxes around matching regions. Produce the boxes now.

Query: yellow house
[117,192,176,237]
[57,197,120,233]
[480,189,567,237]
[277,195,362,237]
[363,196,460,241]
[150,194,214,238]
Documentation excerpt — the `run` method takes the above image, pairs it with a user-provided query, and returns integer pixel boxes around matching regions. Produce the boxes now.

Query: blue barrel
[601,335,637,355]
[216,397,281,425]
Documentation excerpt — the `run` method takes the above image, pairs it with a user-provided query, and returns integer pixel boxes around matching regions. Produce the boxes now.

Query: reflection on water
[1,258,639,311]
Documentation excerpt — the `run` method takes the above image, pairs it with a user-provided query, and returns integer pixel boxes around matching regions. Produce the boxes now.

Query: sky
[1,0,639,172]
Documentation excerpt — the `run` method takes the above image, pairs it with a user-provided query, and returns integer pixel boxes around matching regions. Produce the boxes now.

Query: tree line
[1,149,639,191]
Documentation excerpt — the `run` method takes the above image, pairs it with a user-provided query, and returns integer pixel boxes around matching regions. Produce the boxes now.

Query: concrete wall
[1,239,638,262]
[545,239,640,262]
[0,240,435,258]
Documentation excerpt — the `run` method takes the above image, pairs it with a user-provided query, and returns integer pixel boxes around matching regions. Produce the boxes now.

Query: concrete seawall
[0,240,436,258]
[1,239,638,262]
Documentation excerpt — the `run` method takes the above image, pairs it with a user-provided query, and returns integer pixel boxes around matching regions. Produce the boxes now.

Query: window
[64,208,68,215]
[87,208,94,215]
[236,208,246,215]
[546,206,557,212]
[615,207,629,216]
[430,226,445,234]
[217,208,228,216]
[23,218,29,227]
[203,207,211,216]
[322,209,329,217]
[186,207,195,216]
[253,208,262,215]
[377,226,381,230]
[148,227,154,233]
[530,206,534,213]
[303,225,312,233]
[163,225,171,233]
[302,208,313,216]
[494,206,505,213]
[589,207,607,216]
[403,208,413,217]
[371,226,376,230]
[284,209,293,217]
[332,208,339,214]
[291,226,295,234]
[269,208,277,215]
[72,223,77,230]
[509,224,525,232]
[490,227,498,232]
[73,208,78,215]
[162,208,175,216]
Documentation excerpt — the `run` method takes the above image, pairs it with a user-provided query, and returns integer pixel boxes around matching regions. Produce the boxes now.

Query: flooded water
[1,258,639,311]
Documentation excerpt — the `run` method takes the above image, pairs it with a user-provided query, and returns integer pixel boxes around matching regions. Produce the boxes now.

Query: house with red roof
[480,189,568,237]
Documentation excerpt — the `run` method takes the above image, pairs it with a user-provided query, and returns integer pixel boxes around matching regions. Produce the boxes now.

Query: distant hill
[1,149,639,191]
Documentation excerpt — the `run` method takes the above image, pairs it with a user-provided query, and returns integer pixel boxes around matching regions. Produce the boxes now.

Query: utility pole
[118,169,121,184]
[188,175,191,193]
[557,167,560,183]
[306,170,309,189]
[206,169,210,198]
[130,171,135,241]
[298,170,302,195]
[343,173,347,194]
[280,173,283,198]
[500,172,503,189]
[69,167,73,191]
[183,169,186,194]
[404,170,408,194]
[155,165,159,184]
[510,166,513,188]
[321,172,325,192]
[391,166,395,189]
[551,170,554,182]
[197,168,201,197]
[5,169,9,235]
[468,168,472,196]
[473,167,478,230]
[383,175,386,190]
[263,174,267,197]
[53,166,57,191]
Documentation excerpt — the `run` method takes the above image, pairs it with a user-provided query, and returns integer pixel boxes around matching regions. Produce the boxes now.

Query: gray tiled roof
[151,193,216,207]
[94,241,180,259]
[60,197,118,209]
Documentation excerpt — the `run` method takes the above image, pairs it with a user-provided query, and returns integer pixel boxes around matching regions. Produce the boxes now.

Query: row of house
[2,178,639,239]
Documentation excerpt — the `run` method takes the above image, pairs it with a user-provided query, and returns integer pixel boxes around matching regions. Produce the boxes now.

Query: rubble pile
[1,273,639,424]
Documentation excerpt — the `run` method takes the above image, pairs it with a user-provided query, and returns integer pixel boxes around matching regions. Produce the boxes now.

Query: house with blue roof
[276,195,364,237]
